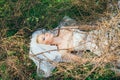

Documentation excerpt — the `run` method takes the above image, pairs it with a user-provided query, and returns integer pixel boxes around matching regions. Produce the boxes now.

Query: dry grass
[1,13,120,80]
[0,0,120,80]
[48,13,120,80]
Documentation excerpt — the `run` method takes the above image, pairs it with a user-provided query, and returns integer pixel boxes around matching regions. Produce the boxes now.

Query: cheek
[45,38,53,44]
[37,38,42,43]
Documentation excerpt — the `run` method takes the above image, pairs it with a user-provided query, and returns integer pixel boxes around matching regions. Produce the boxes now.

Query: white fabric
[29,30,62,77]
[73,29,105,56]
[73,29,87,50]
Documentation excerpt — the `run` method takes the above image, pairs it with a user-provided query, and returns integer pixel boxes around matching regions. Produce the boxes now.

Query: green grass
[0,0,119,80]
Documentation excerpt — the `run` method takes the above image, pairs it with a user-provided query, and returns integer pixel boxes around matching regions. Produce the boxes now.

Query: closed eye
[43,37,45,41]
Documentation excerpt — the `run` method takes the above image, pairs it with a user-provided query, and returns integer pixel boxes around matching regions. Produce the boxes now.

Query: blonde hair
[29,29,62,77]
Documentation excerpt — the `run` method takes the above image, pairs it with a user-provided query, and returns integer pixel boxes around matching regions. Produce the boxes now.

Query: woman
[29,29,62,77]
[29,16,102,77]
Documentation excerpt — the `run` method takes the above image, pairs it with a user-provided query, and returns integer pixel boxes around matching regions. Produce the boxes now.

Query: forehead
[37,34,44,43]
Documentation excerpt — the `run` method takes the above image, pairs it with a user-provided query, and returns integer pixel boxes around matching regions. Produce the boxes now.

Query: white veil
[29,30,62,77]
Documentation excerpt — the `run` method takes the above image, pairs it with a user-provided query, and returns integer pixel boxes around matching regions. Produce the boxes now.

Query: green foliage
[0,0,118,80]
[0,0,109,36]
[6,29,18,37]
[86,68,115,80]
[48,63,115,80]
[0,63,6,73]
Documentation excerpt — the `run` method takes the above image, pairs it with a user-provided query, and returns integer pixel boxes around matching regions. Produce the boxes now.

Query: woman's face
[37,33,54,44]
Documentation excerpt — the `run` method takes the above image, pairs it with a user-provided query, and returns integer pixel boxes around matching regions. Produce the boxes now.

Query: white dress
[29,28,106,77]
[73,29,106,56]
